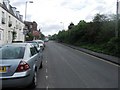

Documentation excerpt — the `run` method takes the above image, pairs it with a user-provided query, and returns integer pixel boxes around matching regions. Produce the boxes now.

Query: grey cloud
[60,0,88,11]
[42,24,62,32]
[12,2,24,6]
[60,1,71,6]
[40,23,62,35]
[95,5,106,12]
[26,14,32,21]
[11,0,25,7]
[85,15,94,21]
[69,5,86,11]
[96,0,106,4]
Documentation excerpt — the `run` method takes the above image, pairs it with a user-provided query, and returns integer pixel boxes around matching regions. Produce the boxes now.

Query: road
[36,41,118,88]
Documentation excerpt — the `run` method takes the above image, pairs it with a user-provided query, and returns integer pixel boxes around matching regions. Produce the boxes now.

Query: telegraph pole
[116,0,119,37]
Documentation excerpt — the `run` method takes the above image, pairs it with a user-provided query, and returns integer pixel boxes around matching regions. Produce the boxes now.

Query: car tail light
[16,61,30,72]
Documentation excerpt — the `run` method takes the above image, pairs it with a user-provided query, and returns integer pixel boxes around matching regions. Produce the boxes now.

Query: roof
[4,43,29,47]
[1,2,24,23]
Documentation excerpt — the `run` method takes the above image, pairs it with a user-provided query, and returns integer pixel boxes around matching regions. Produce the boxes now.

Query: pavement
[61,43,120,65]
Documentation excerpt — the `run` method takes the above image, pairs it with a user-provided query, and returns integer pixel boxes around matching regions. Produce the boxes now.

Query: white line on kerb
[77,50,120,67]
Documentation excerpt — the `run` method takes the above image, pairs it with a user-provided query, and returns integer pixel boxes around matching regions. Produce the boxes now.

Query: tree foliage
[68,22,75,30]
[51,14,120,57]
[25,32,34,41]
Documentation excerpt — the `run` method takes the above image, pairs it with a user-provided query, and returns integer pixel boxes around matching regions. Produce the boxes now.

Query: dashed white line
[46,69,48,73]
[46,86,49,90]
[45,76,48,79]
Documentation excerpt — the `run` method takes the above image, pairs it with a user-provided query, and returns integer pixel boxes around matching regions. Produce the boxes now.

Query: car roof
[34,40,44,42]
[25,41,38,43]
[3,43,31,47]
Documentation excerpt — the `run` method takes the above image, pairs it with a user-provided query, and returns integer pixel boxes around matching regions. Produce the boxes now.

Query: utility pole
[116,0,119,38]
[25,1,33,21]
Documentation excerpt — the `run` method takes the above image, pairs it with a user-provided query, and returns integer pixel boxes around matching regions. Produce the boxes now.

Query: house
[24,21,40,40]
[0,0,25,45]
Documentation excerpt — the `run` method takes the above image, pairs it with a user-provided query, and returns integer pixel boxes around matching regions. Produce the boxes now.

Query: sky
[10,0,116,36]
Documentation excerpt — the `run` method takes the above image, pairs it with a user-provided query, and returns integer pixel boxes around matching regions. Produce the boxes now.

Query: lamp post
[116,0,119,37]
[25,1,33,21]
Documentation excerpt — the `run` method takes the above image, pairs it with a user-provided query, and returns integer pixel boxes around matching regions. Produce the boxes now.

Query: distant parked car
[44,38,49,42]
[33,40,45,50]
[0,43,43,88]
[25,41,40,51]
[0,45,3,48]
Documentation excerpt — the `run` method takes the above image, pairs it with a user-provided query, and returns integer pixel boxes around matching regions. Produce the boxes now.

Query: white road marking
[76,50,120,67]
[46,69,48,73]
[45,76,48,79]
[46,86,49,90]
[46,61,48,63]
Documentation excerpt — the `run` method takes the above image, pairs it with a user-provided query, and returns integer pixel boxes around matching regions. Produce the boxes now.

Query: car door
[30,47,40,72]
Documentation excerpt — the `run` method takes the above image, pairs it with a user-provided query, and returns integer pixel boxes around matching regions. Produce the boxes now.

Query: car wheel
[30,72,37,88]
[40,61,43,69]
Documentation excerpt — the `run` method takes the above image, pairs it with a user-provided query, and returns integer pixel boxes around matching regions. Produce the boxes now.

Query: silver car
[25,41,40,51]
[33,40,45,50]
[0,43,43,88]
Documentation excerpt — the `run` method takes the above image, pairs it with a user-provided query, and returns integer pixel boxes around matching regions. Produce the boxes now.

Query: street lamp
[116,0,119,37]
[25,1,33,21]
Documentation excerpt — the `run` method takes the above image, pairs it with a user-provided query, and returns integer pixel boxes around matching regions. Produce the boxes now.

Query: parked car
[33,40,45,50]
[44,38,49,42]
[25,41,40,51]
[0,45,3,48]
[0,43,43,88]
[12,41,24,43]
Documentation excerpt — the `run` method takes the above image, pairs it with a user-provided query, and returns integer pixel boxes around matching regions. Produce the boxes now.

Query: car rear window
[38,42,43,44]
[0,46,25,59]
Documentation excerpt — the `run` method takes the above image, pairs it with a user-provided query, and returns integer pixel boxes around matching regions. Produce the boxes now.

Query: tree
[93,13,108,23]
[40,33,45,40]
[25,32,34,41]
[68,22,75,30]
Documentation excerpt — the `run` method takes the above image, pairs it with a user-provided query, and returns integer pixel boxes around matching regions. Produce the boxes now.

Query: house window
[2,11,5,18]
[9,16,11,21]
[2,11,5,24]
[16,20,18,29]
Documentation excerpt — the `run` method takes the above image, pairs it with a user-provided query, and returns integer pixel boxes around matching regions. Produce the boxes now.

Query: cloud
[10,0,25,6]
[40,23,63,35]
[11,2,25,7]
[10,0,116,36]
[26,14,32,21]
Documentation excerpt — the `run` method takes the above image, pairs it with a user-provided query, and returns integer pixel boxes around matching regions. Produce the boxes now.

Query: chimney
[16,11,20,18]
[3,0,10,10]
[12,7,17,16]
[20,15,23,21]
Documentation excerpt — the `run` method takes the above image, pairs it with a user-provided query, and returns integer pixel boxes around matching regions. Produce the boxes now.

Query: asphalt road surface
[36,41,118,89]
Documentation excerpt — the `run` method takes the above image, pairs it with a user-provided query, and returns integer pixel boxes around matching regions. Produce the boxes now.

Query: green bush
[107,37,120,57]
